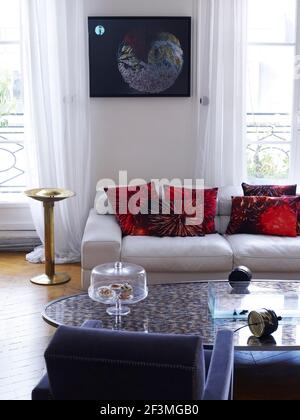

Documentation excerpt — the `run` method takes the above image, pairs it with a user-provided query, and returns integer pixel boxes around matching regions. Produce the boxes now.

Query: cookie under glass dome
[88,262,148,316]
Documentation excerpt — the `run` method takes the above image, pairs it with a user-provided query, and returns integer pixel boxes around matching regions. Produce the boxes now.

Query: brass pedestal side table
[25,188,75,286]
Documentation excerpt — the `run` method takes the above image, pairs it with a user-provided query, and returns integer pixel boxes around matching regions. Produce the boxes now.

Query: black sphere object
[228,266,252,294]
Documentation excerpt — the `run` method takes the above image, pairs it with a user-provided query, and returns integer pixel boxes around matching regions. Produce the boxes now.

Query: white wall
[0,202,35,230]
[85,0,200,188]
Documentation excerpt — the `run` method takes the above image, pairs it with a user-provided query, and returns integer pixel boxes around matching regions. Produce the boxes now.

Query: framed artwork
[88,16,191,97]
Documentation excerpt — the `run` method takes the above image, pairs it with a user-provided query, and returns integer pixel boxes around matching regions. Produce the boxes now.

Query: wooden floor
[0,252,82,400]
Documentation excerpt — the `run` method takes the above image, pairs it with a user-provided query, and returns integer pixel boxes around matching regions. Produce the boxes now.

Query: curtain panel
[22,0,92,263]
[195,0,248,187]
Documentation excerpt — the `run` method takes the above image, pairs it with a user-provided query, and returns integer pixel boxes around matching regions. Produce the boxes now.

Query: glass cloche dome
[88,262,148,316]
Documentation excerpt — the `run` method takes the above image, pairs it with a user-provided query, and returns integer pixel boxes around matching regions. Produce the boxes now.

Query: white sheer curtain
[22,0,92,263]
[195,0,248,187]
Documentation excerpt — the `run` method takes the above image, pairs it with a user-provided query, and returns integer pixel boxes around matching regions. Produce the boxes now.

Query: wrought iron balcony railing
[0,126,25,193]
[246,113,292,180]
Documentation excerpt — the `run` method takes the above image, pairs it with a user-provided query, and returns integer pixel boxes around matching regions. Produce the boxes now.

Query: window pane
[248,0,296,44]
[247,143,290,181]
[0,0,24,195]
[0,44,23,123]
[247,45,295,114]
[246,0,296,182]
[0,0,20,42]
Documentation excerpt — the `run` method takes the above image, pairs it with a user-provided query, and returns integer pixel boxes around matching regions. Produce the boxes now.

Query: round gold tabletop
[25,188,75,203]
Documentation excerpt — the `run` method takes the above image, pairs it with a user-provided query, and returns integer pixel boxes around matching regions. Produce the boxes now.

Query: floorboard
[0,252,82,400]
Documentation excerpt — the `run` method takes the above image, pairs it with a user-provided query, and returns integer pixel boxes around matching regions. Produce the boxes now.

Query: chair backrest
[44,326,206,400]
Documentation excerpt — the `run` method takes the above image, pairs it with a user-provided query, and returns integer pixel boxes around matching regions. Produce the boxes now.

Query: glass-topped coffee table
[42,280,300,350]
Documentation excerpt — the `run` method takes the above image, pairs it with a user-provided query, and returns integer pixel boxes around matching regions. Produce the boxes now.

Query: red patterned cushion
[286,195,300,235]
[242,183,300,235]
[105,183,159,236]
[164,186,218,234]
[146,199,205,237]
[227,196,298,237]
[105,183,157,214]
[114,213,151,236]
[242,183,297,197]
[106,183,214,237]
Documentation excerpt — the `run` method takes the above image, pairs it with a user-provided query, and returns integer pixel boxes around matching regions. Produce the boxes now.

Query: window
[0,0,25,196]
[246,0,297,181]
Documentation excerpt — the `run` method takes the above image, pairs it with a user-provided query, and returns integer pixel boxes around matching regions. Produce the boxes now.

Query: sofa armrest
[81,209,122,271]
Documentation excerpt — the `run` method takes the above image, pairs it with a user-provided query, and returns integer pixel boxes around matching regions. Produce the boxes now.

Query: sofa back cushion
[217,186,243,216]
[94,190,114,215]
[215,216,231,235]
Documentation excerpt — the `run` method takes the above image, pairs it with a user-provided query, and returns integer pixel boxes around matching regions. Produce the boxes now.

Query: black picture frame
[88,16,191,98]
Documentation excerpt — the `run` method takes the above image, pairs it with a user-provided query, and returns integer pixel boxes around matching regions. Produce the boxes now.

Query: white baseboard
[0,230,41,251]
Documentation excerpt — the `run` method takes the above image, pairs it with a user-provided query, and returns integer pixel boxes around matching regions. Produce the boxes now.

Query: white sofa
[81,186,300,290]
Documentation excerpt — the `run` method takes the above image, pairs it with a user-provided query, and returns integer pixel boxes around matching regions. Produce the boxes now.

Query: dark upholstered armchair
[32,321,234,401]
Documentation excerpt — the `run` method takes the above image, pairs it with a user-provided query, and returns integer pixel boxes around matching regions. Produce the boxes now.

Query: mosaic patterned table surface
[43,281,300,350]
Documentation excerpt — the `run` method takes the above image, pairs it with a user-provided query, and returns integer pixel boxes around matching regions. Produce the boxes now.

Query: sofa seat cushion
[226,234,300,272]
[121,234,233,272]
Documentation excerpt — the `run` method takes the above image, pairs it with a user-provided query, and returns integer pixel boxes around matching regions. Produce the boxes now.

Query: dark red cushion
[285,195,300,235]
[146,199,205,237]
[164,186,218,234]
[227,196,298,237]
[105,183,159,236]
[113,213,151,236]
[242,183,297,197]
[242,183,300,235]
[105,183,157,215]
[106,183,207,238]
